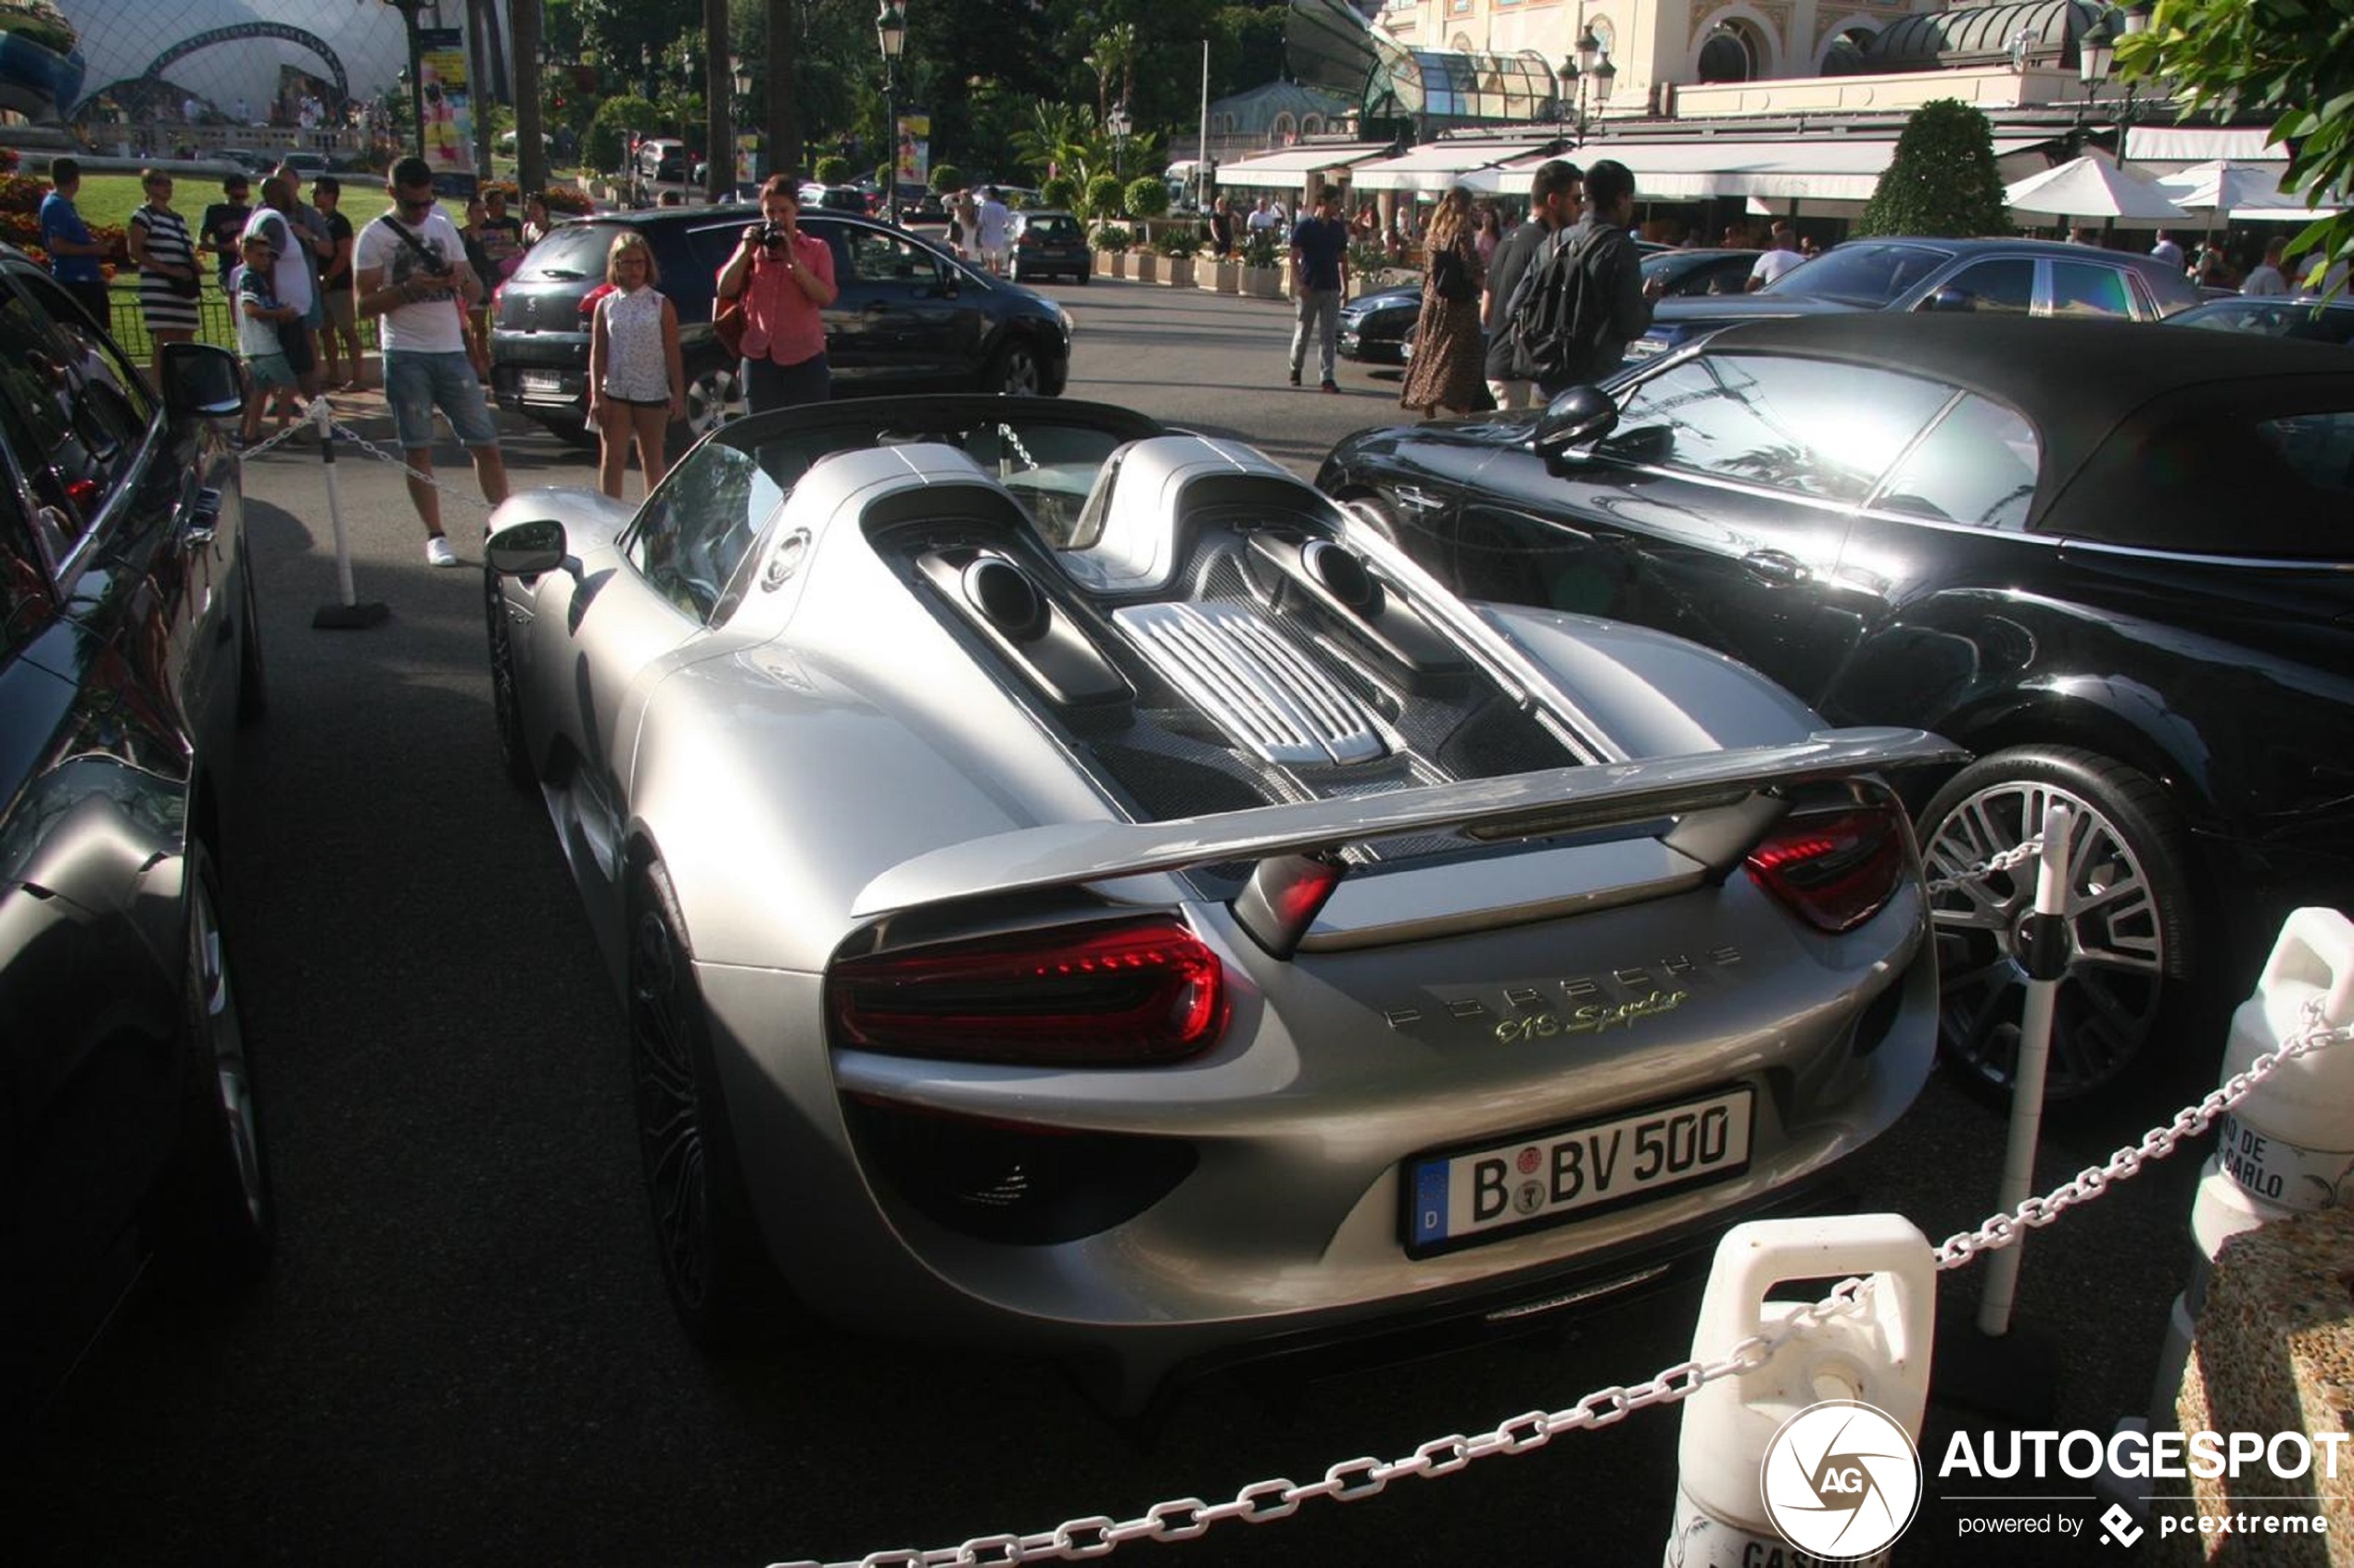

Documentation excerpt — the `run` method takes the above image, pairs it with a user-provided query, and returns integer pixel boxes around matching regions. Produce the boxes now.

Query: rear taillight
[1745,803,1910,934]
[829,917,1228,1066]
[577,282,614,322]
[490,280,506,314]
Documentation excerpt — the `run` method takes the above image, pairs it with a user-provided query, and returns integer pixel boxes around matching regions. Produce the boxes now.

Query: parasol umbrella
[2154,159,2344,223]
[2004,156,2192,222]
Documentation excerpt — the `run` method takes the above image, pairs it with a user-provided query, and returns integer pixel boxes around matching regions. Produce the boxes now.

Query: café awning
[1350,140,1550,194]
[1219,142,1396,189]
[1465,135,2053,202]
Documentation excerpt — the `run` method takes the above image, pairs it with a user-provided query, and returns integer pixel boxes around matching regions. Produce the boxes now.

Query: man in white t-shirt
[975,186,1013,274]
[242,176,320,398]
[1247,196,1282,237]
[1745,221,1806,290]
[2150,231,2185,270]
[2242,237,2290,297]
[354,158,510,567]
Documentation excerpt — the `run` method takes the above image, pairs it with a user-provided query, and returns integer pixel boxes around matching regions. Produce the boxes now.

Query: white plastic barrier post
[1976,800,2071,1337]
[2146,905,2354,1425]
[309,398,388,631]
[1664,1214,1935,1568]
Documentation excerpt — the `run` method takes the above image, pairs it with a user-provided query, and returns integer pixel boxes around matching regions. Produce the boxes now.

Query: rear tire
[986,339,1044,397]
[182,842,273,1282]
[626,862,797,1349]
[666,364,742,453]
[1917,745,2198,1103]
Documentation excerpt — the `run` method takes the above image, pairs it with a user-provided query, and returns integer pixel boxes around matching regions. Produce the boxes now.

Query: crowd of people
[2132,227,2350,296]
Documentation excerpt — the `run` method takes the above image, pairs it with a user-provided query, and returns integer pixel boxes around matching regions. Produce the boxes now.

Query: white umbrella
[2004,156,2192,221]
[2154,159,2343,222]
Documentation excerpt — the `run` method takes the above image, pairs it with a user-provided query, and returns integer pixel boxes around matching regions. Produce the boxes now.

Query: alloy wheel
[192,871,266,1233]
[630,905,712,1313]
[993,343,1042,397]
[683,367,743,439]
[1922,777,2169,1100]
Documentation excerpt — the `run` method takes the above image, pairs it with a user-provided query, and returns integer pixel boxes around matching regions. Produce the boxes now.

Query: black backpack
[1503,223,1615,384]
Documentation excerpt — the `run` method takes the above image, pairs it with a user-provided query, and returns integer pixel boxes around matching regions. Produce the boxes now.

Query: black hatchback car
[0,256,272,1428]
[1626,235,2201,362]
[1320,313,2354,1102]
[489,207,1075,448]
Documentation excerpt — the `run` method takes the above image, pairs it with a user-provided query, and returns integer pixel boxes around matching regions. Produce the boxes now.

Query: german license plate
[520,371,562,394]
[1404,1087,1753,1258]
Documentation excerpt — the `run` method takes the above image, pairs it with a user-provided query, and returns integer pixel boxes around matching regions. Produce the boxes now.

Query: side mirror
[160,342,244,422]
[1917,287,1973,314]
[487,517,567,576]
[1533,384,1619,458]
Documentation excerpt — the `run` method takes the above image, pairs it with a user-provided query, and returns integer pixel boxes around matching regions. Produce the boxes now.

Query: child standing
[586,232,686,499]
[234,232,301,447]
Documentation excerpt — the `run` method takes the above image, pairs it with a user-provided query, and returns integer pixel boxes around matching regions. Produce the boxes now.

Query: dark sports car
[0,270,272,1427]
[1625,236,2202,362]
[1319,313,2354,1101]
[2169,294,2354,347]
[1338,284,1420,364]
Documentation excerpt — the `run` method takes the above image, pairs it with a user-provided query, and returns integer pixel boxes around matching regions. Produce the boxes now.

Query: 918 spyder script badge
[1382,947,1741,1040]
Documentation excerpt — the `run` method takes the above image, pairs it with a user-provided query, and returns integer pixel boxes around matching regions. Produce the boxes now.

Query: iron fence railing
[99,279,383,361]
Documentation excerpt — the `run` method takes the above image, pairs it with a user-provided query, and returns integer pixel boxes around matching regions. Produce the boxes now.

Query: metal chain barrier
[1925,835,2044,897]
[769,996,2354,1568]
[234,415,315,461]
[323,416,490,512]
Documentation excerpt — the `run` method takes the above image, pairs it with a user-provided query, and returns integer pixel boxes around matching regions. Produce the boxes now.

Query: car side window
[1602,353,1955,505]
[2048,261,2133,319]
[846,230,942,286]
[1869,394,2041,529]
[0,465,57,651]
[1934,259,2034,314]
[625,436,788,622]
[2258,411,2354,499]
[0,285,139,563]
[686,223,741,280]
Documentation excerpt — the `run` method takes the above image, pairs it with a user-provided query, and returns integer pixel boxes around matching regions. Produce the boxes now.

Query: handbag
[1431,244,1477,304]
[713,294,747,360]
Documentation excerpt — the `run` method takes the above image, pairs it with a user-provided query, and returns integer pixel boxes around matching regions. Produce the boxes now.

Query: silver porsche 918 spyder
[482,397,1962,1411]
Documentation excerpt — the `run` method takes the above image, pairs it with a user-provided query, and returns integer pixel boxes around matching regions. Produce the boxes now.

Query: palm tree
[513,0,548,196]
[704,0,730,201]
[768,0,801,182]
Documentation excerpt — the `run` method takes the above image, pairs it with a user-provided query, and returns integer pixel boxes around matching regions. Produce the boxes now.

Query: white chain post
[1664,1216,1934,1568]
[1975,800,2071,1337]
[2150,908,2354,1426]
[309,399,389,630]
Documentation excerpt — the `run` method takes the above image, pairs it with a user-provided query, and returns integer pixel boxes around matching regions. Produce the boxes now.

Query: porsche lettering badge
[1382,946,1741,1039]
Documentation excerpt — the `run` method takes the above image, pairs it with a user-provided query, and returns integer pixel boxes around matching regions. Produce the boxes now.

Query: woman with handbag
[714,175,838,413]
[1398,185,1486,420]
[127,169,201,384]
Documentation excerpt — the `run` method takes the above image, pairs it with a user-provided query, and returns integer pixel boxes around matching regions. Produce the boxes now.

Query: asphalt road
[14,278,2228,1568]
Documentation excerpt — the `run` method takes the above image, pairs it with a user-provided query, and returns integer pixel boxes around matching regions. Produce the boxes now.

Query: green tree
[1040,174,1079,209]
[2120,0,2351,281]
[1125,175,1169,218]
[1856,99,2008,238]
[1084,171,1126,220]
[814,154,849,183]
[589,94,662,171]
[931,163,964,193]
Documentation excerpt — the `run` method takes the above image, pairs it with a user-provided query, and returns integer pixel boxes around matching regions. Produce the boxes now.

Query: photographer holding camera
[356,157,511,568]
[715,174,838,413]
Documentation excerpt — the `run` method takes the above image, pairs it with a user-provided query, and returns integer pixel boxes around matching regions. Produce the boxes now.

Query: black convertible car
[1319,313,2354,1101]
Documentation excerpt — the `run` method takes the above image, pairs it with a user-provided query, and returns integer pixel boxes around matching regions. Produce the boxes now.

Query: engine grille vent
[1114,601,1387,767]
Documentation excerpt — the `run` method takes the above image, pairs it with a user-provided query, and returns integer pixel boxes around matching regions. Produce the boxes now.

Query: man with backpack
[1482,159,1581,411]
[1501,158,1656,400]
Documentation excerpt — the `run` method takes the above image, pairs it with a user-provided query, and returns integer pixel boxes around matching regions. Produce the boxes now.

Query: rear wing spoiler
[853,727,1967,951]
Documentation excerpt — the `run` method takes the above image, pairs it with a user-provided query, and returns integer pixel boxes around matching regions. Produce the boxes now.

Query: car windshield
[513,221,613,282]
[1761,242,1954,306]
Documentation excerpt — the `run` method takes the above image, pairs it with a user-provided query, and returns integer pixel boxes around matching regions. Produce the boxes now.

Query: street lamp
[1559,24,1613,145]
[1107,101,1132,183]
[379,0,429,164]
[878,1,906,203]
[2078,5,2145,166]
[731,55,753,186]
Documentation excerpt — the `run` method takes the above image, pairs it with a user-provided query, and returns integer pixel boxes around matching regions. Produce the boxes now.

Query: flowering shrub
[540,185,594,215]
[0,147,19,174]
[0,174,46,215]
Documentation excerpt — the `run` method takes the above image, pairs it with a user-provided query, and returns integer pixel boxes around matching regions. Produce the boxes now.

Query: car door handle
[1741,549,1810,586]
[1392,485,1447,512]
[183,487,222,552]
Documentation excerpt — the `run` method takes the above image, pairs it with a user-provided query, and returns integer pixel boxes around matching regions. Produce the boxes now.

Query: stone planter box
[1203,259,1240,295]
[1243,265,1284,300]
[1095,251,1130,279]
[1163,258,1196,289]
[1133,253,1159,285]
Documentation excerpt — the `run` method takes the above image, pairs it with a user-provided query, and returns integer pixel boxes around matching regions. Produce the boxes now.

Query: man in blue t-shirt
[1285,190,1351,392]
[40,158,112,329]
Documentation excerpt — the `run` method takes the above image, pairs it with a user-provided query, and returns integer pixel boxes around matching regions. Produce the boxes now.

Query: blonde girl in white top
[587,231,687,499]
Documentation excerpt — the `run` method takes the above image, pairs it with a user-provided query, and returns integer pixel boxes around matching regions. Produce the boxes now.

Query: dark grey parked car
[490,207,1075,449]
[1626,236,2202,361]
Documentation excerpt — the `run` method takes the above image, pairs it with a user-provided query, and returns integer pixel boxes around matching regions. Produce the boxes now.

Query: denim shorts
[384,349,500,451]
